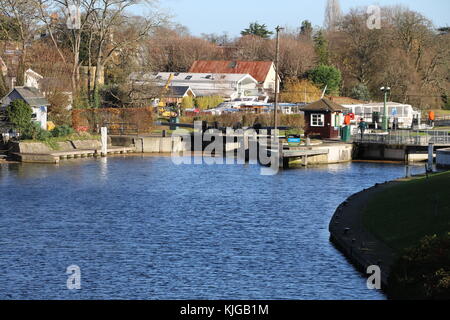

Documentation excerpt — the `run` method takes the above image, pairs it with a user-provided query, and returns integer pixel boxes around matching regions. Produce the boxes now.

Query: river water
[0,157,424,299]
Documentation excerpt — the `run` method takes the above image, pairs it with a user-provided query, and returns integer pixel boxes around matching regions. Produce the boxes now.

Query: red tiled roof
[189,60,273,83]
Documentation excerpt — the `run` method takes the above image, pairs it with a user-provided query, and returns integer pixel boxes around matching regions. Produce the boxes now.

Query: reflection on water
[0,157,424,299]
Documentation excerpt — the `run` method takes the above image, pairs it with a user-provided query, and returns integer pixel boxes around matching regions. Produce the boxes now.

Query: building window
[311,114,324,127]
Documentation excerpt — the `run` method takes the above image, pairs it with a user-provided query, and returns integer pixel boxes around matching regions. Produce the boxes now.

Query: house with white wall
[1,87,49,130]
[189,60,280,93]
[129,72,260,101]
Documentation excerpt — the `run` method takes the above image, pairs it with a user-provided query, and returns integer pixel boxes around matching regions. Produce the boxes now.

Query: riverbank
[330,170,450,295]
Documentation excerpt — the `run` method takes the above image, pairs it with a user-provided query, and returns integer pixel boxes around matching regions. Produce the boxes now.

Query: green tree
[241,22,273,39]
[313,30,329,65]
[300,20,313,39]
[6,99,33,132]
[307,64,342,95]
[350,83,371,101]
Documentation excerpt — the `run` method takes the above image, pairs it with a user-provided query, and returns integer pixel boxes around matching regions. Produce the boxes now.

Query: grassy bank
[22,133,101,150]
[363,171,450,252]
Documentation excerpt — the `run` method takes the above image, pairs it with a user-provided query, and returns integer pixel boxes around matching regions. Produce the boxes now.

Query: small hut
[301,98,344,139]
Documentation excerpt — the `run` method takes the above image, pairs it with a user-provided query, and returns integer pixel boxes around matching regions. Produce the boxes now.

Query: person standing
[358,118,368,140]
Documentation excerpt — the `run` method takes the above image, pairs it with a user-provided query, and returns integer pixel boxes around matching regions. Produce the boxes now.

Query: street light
[273,26,284,133]
[380,86,391,132]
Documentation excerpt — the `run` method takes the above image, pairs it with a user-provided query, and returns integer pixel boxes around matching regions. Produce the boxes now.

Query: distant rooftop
[189,60,274,83]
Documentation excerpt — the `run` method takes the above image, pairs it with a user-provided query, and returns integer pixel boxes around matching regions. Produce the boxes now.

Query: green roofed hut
[301,98,344,139]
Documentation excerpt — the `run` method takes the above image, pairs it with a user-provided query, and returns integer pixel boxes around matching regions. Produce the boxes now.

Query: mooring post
[428,142,434,172]
[101,127,108,157]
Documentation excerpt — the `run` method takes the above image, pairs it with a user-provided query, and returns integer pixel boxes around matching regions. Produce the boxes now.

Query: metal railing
[353,130,450,146]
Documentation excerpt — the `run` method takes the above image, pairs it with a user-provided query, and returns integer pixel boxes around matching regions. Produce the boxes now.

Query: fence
[353,130,450,146]
[72,107,154,134]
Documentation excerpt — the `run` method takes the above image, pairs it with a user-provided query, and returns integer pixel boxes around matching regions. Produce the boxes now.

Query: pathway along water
[0,157,424,299]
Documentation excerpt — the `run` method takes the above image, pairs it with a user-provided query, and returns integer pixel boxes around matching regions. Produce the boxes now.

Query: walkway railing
[353,130,450,146]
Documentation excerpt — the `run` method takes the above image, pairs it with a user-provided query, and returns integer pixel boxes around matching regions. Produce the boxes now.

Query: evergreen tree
[241,22,273,39]
[300,20,313,39]
[307,64,342,95]
[313,30,329,65]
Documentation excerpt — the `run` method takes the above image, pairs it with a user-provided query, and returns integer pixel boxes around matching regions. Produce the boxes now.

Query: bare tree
[324,0,342,31]
[0,0,39,85]
[86,0,161,104]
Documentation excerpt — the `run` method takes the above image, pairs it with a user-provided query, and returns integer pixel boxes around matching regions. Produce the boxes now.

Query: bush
[6,99,33,132]
[194,96,224,110]
[181,96,194,109]
[22,122,51,141]
[52,125,74,137]
[388,233,450,300]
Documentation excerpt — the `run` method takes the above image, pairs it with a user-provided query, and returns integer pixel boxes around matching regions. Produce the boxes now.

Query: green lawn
[363,171,450,252]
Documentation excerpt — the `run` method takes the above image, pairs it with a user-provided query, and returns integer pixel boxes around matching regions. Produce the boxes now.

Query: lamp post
[380,86,391,132]
[273,26,283,133]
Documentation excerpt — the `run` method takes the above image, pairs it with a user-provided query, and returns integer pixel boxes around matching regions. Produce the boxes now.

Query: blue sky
[134,0,450,36]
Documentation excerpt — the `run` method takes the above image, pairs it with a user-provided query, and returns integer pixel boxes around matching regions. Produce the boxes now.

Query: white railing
[353,130,450,146]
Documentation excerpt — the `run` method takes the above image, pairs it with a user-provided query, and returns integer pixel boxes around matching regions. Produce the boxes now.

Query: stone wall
[437,148,450,169]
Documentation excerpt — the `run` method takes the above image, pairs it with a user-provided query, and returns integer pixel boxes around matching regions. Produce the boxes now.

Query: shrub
[181,96,194,109]
[6,99,33,132]
[52,125,74,137]
[388,233,450,300]
[194,96,224,110]
[22,122,51,141]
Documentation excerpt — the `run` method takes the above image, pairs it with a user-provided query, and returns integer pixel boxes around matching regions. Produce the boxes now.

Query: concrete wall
[11,139,102,154]
[354,143,431,163]
[437,148,450,169]
[133,136,187,153]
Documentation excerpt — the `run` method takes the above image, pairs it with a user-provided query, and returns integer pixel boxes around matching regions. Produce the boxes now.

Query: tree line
[0,1,448,123]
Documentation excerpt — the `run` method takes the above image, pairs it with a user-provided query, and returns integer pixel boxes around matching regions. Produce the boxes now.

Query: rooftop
[189,60,274,83]
[301,98,345,112]
[2,86,50,107]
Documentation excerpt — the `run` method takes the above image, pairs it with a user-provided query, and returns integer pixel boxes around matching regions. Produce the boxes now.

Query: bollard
[101,127,108,157]
[427,143,434,172]
[405,165,411,178]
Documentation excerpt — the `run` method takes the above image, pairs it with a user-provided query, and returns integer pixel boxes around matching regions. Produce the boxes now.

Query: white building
[342,102,421,129]
[189,60,280,92]
[1,87,49,130]
[129,72,260,101]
